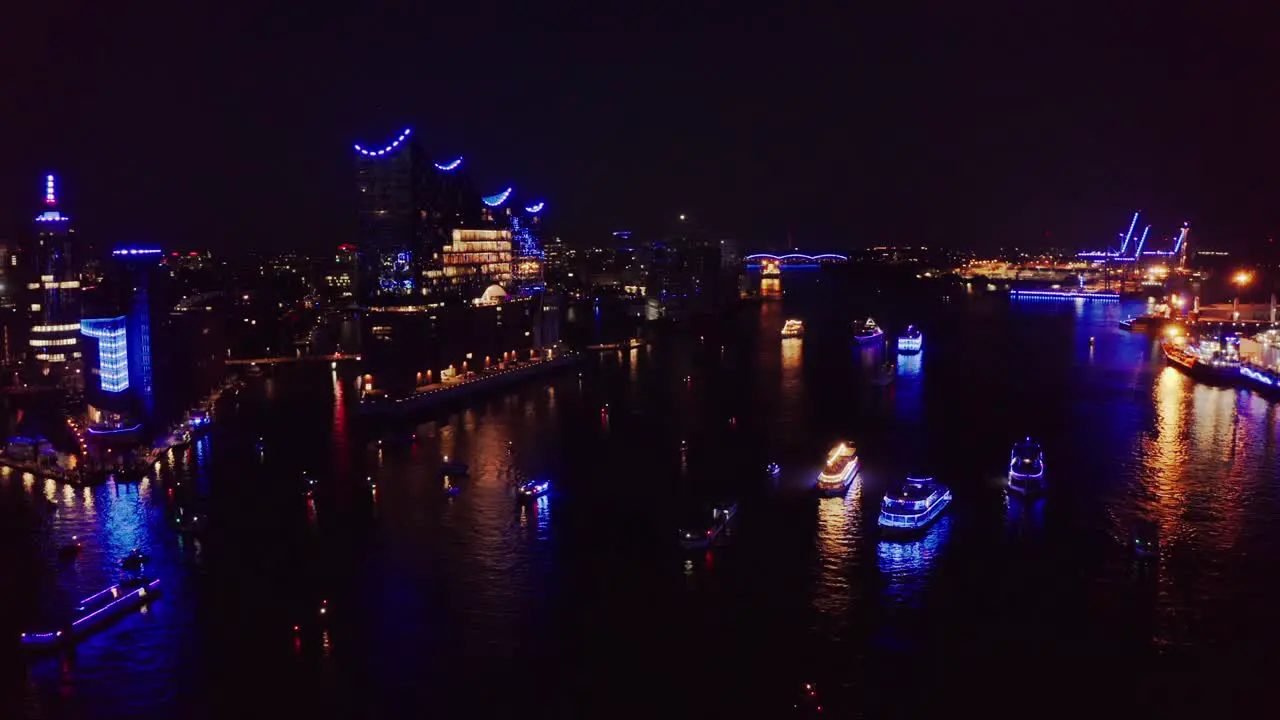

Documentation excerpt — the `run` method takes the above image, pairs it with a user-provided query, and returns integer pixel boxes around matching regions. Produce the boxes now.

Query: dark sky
[3,3,1279,254]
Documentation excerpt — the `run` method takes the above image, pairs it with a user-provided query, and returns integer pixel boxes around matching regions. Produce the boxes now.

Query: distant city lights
[112,248,163,256]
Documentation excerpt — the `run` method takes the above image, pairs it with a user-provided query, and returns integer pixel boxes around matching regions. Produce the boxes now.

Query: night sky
[3,3,1278,254]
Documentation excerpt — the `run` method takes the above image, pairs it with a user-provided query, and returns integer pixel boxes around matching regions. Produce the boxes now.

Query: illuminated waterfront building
[26,174,83,387]
[436,228,514,298]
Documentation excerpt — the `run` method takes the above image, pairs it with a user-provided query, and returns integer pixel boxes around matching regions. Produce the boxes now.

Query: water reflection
[877,515,951,606]
[812,483,861,632]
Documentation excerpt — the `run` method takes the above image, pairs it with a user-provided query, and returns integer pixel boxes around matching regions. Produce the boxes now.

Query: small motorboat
[517,478,551,500]
[440,456,469,476]
[174,508,208,534]
[678,502,737,550]
[121,549,150,570]
[58,536,83,560]
[443,482,461,497]
[869,362,896,386]
[1007,438,1045,495]
[1132,520,1159,559]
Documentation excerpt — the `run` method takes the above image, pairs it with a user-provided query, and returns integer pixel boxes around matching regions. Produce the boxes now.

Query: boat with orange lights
[781,319,805,338]
[815,442,859,496]
[1162,338,1240,383]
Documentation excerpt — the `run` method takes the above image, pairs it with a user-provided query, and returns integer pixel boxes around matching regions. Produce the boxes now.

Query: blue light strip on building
[80,317,130,393]
[354,128,412,157]
[434,157,463,171]
[524,202,545,214]
[482,188,513,207]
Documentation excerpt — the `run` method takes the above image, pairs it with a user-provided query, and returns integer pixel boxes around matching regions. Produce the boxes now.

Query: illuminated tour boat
[878,476,952,533]
[815,442,859,496]
[781,319,805,338]
[852,317,884,345]
[1007,437,1045,495]
[678,502,737,550]
[21,577,161,649]
[896,325,923,354]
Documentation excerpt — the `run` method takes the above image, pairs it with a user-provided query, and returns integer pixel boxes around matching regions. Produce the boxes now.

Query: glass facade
[80,316,129,393]
[440,229,513,297]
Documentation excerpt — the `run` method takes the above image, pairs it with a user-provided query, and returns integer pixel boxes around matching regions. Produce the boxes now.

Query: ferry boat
[815,443,859,496]
[852,318,884,345]
[517,478,550,500]
[678,502,737,549]
[896,325,923,354]
[1162,338,1240,383]
[21,577,161,649]
[1007,438,1045,495]
[781,319,805,338]
[878,476,952,533]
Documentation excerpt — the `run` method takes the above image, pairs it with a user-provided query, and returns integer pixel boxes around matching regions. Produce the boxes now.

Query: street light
[679,214,686,222]
[1233,270,1253,320]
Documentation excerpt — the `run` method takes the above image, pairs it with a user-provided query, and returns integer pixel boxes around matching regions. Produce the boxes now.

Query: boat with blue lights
[878,476,952,534]
[678,502,737,550]
[1007,438,1045,495]
[896,325,923,354]
[852,318,884,345]
[781,319,805,338]
[20,577,161,650]
[815,442,859,496]
[517,478,550,500]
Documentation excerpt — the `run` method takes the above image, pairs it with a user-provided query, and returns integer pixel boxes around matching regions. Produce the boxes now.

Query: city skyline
[3,5,1280,253]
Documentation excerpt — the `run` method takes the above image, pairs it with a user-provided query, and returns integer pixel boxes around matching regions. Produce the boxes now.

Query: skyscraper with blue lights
[27,174,84,388]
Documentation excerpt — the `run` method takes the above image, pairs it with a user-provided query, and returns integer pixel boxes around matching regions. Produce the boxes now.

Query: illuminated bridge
[744,253,848,268]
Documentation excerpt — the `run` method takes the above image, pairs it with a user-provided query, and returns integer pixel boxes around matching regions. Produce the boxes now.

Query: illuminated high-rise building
[27,174,83,386]
[354,128,485,304]
[355,129,427,303]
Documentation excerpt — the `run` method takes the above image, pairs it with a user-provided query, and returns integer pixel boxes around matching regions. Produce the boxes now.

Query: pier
[226,353,361,366]
[358,352,581,416]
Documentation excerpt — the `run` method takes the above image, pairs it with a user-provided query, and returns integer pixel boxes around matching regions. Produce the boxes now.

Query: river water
[4,271,1280,718]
